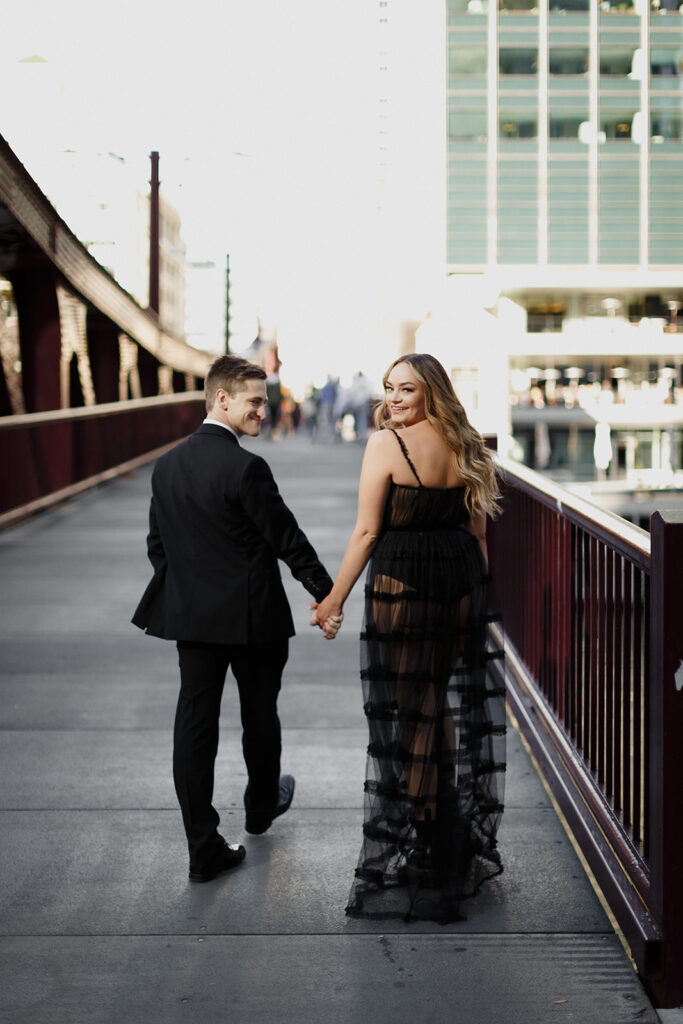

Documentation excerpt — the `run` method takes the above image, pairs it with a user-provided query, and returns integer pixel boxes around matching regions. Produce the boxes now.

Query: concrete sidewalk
[0,435,669,1023]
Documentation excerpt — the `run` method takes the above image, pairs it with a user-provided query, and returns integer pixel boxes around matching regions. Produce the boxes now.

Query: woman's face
[384,362,426,427]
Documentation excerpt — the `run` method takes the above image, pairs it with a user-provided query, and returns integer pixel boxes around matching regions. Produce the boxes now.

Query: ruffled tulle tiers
[345,482,506,924]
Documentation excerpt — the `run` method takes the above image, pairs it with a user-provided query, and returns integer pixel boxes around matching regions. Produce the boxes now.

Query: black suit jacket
[132,424,332,644]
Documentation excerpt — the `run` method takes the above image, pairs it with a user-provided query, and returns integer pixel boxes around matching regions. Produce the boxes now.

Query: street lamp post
[148,151,160,316]
[225,253,231,353]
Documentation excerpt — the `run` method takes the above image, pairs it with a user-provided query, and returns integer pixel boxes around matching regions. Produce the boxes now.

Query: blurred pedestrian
[319,375,340,440]
[347,371,374,441]
[301,386,320,440]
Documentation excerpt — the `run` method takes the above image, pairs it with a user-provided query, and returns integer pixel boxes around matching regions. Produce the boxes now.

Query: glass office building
[447,0,683,271]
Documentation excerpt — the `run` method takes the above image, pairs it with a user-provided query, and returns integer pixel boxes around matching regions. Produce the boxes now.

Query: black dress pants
[174,638,289,869]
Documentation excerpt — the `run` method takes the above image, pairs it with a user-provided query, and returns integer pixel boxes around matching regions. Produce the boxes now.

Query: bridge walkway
[0,436,668,1023]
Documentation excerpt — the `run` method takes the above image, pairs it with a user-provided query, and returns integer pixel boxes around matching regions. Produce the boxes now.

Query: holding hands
[310,595,344,639]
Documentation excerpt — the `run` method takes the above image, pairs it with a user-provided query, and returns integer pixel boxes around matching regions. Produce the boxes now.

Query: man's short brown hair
[204,355,267,412]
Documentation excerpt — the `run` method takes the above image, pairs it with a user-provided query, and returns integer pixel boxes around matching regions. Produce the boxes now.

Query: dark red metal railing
[0,393,205,527]
[488,457,683,1007]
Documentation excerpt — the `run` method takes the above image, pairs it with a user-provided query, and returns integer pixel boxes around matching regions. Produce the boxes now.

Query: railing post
[648,510,683,1007]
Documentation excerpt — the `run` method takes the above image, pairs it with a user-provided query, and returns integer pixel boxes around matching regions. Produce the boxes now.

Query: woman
[312,353,505,923]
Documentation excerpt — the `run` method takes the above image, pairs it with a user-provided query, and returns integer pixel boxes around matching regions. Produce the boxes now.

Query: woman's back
[383,420,464,491]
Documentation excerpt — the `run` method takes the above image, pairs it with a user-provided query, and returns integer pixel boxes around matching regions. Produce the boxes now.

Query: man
[133,355,339,883]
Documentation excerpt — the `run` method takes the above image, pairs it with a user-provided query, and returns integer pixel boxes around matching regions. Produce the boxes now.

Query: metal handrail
[0,393,205,524]
[495,454,651,563]
[0,391,205,430]
[489,456,683,1007]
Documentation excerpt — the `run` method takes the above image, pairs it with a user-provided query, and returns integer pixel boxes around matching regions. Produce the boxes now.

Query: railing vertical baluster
[596,541,606,789]
[574,527,582,751]
[518,492,525,653]
[632,568,644,850]
[569,523,578,743]
[613,553,624,822]
[642,572,650,863]
[568,520,577,736]
[543,504,552,702]
[541,504,548,699]
[588,536,599,773]
[536,500,544,691]
[622,561,633,835]
[604,547,615,801]
[535,497,542,678]
[579,529,589,756]
[522,493,530,672]
[558,515,571,728]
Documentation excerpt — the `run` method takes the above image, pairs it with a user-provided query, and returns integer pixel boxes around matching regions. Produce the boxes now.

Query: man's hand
[309,601,344,639]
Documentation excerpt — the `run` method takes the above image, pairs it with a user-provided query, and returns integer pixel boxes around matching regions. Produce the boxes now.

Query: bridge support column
[9,269,61,412]
[56,286,95,408]
[138,344,161,397]
[119,335,142,400]
[8,270,73,493]
[87,312,120,404]
[0,293,24,415]
[158,365,174,395]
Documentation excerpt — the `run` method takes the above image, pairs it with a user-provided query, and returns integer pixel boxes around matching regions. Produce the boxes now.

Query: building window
[599,0,636,11]
[449,110,488,140]
[651,0,683,13]
[599,48,639,75]
[651,111,683,141]
[499,0,537,11]
[499,112,538,137]
[499,48,538,74]
[549,0,589,8]
[651,48,683,77]
[600,111,637,139]
[448,0,489,12]
[549,48,589,75]
[549,113,590,139]
[449,47,488,75]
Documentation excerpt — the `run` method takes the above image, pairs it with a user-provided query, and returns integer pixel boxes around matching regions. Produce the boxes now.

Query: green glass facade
[447,0,683,268]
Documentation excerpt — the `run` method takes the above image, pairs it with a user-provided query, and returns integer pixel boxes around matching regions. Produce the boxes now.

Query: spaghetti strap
[389,428,423,487]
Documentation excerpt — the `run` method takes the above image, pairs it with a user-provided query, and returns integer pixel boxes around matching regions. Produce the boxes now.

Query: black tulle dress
[345,429,505,924]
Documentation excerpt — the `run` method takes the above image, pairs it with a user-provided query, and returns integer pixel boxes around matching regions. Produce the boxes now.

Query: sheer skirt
[346,526,505,923]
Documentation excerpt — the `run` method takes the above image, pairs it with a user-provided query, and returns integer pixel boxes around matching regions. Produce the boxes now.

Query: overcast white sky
[2,0,445,391]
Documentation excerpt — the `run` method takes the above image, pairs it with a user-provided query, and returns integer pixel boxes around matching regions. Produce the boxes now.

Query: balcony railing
[488,456,683,1007]
[0,393,205,527]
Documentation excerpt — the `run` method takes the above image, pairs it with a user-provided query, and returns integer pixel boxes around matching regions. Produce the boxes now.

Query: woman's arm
[464,508,488,569]
[312,432,393,626]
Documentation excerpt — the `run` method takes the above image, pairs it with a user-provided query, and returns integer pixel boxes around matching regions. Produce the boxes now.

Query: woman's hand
[310,599,344,639]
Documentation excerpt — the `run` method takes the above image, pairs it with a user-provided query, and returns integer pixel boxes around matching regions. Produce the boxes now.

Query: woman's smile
[384,362,427,426]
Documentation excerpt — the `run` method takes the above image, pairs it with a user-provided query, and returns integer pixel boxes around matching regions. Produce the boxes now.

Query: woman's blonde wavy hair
[374,353,501,518]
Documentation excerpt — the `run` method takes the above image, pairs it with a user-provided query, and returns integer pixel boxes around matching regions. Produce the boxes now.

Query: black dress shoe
[245,774,295,835]
[188,840,246,883]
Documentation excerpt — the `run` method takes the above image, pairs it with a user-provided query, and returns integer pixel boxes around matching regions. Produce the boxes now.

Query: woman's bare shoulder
[365,427,397,449]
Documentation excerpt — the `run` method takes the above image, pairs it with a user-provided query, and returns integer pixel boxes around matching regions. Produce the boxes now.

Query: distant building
[446,0,683,273]
[439,0,683,525]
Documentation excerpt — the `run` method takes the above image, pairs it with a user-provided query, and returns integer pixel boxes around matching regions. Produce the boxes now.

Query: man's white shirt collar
[203,418,239,442]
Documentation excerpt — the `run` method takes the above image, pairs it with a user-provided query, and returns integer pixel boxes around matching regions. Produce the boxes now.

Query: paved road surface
[0,435,670,1023]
